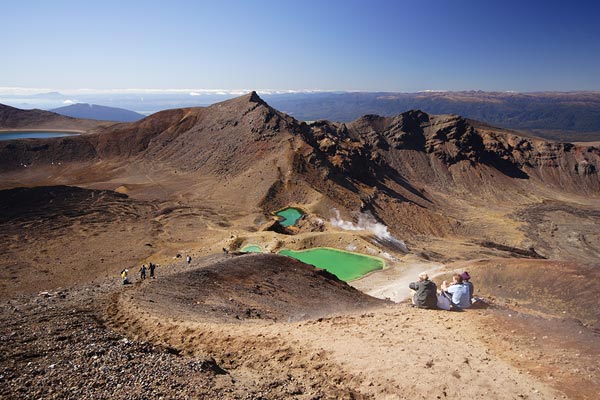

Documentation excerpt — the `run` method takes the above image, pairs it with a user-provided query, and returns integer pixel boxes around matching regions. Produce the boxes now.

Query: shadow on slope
[0,185,157,299]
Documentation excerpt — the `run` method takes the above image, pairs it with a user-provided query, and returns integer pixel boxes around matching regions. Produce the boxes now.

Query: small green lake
[275,207,304,227]
[279,247,384,281]
[241,244,262,253]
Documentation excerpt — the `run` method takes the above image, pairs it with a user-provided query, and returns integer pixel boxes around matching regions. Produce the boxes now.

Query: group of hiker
[120,262,157,285]
[409,271,476,311]
[138,262,157,281]
[121,254,195,285]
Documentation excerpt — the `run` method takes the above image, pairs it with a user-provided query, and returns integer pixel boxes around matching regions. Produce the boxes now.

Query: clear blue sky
[2,0,600,92]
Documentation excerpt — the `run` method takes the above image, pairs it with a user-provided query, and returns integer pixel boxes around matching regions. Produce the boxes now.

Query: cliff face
[300,110,599,197]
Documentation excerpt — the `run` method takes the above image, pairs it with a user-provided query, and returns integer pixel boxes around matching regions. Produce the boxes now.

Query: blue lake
[0,131,80,141]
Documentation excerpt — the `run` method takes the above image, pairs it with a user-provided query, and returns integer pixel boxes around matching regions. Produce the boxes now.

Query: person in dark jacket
[409,272,438,309]
[149,262,156,278]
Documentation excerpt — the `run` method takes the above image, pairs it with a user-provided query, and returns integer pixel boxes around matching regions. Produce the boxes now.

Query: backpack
[437,293,452,311]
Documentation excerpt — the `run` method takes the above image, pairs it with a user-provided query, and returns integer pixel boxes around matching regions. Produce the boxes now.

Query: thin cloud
[0,87,340,96]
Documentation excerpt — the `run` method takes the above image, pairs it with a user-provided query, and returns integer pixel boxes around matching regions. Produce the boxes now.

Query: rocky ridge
[1,93,598,196]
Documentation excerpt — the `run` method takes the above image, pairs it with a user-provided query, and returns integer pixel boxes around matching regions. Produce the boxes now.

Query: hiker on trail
[461,271,474,302]
[120,269,129,285]
[139,264,147,280]
[441,274,471,310]
[149,262,156,278]
[186,255,192,264]
[408,272,438,309]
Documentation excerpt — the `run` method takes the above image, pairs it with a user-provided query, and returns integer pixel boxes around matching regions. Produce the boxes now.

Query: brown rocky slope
[2,92,597,189]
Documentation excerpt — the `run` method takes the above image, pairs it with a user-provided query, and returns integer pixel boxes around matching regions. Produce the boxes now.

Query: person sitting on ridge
[408,272,438,309]
[461,271,474,302]
[441,274,471,310]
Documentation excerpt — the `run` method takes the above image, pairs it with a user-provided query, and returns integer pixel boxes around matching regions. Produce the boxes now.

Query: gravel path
[0,284,237,399]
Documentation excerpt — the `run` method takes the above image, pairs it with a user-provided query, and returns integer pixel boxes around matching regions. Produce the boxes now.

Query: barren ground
[1,130,599,398]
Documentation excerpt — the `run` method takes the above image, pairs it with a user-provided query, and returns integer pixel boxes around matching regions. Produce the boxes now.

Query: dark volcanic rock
[0,285,225,399]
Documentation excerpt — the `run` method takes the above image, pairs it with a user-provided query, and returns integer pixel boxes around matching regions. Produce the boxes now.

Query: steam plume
[330,209,408,252]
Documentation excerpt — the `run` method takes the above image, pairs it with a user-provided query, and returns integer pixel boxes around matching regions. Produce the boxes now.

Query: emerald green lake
[241,244,262,253]
[276,207,304,227]
[279,247,384,281]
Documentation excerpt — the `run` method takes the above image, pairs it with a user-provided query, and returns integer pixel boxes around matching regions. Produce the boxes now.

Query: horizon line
[2,87,600,96]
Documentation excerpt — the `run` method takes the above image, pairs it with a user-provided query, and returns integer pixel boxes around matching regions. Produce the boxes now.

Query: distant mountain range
[0,103,111,131]
[50,103,145,122]
[264,91,600,142]
[1,90,600,141]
